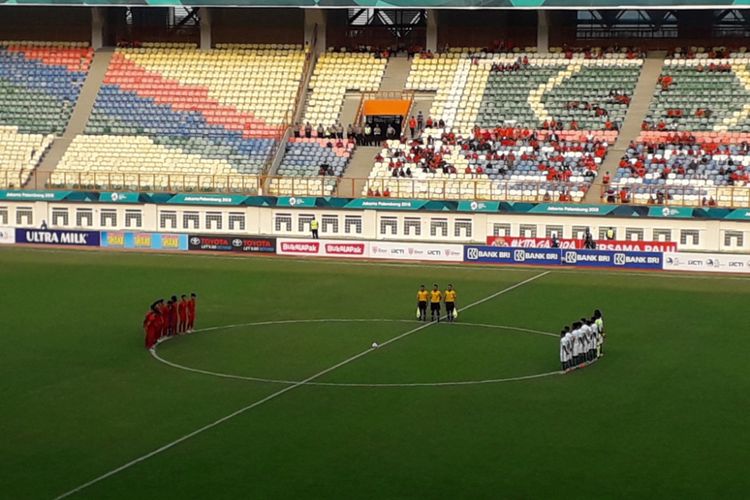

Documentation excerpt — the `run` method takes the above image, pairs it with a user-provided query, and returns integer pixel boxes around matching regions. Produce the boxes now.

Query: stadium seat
[56,44,305,191]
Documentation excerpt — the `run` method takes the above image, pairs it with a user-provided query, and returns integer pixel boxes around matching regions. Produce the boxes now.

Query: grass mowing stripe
[53,271,551,499]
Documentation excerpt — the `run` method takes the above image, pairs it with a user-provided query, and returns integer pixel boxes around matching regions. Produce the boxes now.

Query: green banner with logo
[276,196,319,208]
[528,203,617,216]
[457,201,501,213]
[0,190,72,201]
[647,206,695,218]
[166,193,249,206]
[98,192,142,204]
[345,198,429,211]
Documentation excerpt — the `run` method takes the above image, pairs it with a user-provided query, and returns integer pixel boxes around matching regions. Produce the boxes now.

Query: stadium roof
[2,0,750,8]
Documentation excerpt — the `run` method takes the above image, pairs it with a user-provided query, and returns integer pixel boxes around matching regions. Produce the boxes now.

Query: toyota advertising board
[189,235,276,253]
[369,241,464,262]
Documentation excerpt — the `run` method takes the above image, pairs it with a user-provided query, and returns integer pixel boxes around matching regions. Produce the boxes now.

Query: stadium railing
[598,184,750,208]
[23,170,599,202]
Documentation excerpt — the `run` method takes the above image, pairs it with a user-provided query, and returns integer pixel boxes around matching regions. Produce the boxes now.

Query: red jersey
[178,300,188,319]
[187,298,196,318]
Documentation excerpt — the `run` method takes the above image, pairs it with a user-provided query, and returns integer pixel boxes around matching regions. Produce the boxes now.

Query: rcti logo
[466,247,479,260]
[513,249,525,262]
[614,253,626,266]
[564,251,577,264]
[289,197,297,206]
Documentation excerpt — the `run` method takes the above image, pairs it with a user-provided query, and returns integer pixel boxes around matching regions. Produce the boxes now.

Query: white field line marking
[173,318,559,338]
[12,246,750,282]
[54,270,550,500]
[150,320,560,387]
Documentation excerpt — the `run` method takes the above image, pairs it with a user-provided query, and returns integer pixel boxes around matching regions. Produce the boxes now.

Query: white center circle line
[151,318,562,388]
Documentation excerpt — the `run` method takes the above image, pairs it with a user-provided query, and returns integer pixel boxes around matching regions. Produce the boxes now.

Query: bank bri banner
[464,246,663,269]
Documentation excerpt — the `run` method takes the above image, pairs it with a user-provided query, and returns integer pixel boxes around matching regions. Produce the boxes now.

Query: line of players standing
[560,310,605,372]
[143,293,197,350]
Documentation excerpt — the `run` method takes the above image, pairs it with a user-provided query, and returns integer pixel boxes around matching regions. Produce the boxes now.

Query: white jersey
[583,324,593,350]
[595,317,604,335]
[564,332,574,361]
[573,328,583,356]
[559,337,567,362]
[590,323,600,347]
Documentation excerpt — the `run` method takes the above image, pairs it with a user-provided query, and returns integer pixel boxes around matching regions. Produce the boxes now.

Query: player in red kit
[177,295,189,334]
[158,299,169,338]
[187,293,197,332]
[143,308,159,349]
[167,296,178,336]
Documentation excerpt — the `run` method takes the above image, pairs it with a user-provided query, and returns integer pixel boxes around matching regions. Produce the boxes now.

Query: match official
[444,284,457,322]
[416,285,428,322]
[430,284,442,322]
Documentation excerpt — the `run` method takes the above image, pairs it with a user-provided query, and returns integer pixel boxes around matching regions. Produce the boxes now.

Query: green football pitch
[2,247,749,499]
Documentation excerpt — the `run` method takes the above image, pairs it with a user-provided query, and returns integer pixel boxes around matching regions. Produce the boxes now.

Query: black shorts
[430,302,441,312]
[445,302,455,312]
[418,301,427,310]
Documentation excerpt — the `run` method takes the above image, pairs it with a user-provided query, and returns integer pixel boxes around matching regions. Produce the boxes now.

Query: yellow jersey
[445,290,457,302]
[430,290,442,303]
[417,290,429,301]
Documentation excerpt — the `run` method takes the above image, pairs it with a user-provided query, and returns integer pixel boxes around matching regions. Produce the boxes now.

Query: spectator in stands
[293,122,301,138]
[373,124,382,145]
[602,171,610,184]
[417,111,424,132]
[386,124,396,140]
[336,123,344,139]
[353,123,362,144]
[305,122,312,139]
[347,124,354,140]
[408,115,417,138]
[364,123,372,146]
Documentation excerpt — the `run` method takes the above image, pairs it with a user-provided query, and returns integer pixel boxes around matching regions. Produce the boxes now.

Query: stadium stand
[268,51,386,195]
[271,137,354,196]
[365,129,615,201]
[406,50,641,133]
[302,51,387,128]
[0,41,92,187]
[51,43,305,191]
[362,50,636,200]
[609,53,750,207]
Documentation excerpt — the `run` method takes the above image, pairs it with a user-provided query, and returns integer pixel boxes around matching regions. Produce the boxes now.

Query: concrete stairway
[338,146,381,197]
[340,93,361,129]
[28,48,114,189]
[378,56,412,92]
[583,53,666,203]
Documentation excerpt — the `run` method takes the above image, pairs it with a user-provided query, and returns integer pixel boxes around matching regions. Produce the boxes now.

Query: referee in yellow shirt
[430,284,442,322]
[416,285,429,322]
[444,284,457,322]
